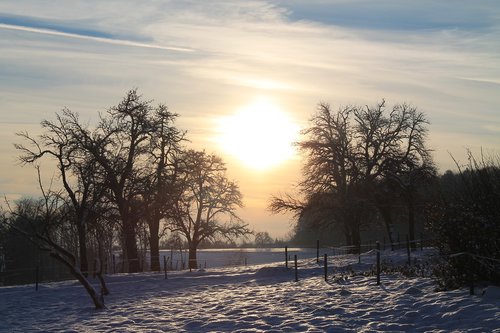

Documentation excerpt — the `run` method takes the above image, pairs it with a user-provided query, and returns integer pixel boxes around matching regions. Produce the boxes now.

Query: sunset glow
[217,99,299,171]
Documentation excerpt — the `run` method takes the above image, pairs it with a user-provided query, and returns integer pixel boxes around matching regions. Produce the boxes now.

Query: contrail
[0,23,193,53]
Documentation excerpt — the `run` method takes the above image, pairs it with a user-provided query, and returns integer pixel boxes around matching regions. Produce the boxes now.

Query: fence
[0,246,322,287]
[289,238,499,296]
[2,237,498,293]
[0,236,431,287]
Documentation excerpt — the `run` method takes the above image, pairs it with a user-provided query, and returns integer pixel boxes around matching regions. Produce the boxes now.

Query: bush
[428,153,500,289]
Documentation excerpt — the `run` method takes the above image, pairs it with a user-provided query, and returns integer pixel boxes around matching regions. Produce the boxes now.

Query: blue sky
[1,1,499,236]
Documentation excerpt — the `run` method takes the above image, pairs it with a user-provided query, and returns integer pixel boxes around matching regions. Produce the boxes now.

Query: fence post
[317,240,320,264]
[294,255,298,282]
[468,254,474,295]
[285,246,288,268]
[397,233,400,250]
[376,241,381,285]
[163,256,168,280]
[35,265,39,291]
[112,254,116,274]
[358,243,361,264]
[324,253,328,282]
[420,232,423,251]
[406,235,411,265]
[383,236,386,251]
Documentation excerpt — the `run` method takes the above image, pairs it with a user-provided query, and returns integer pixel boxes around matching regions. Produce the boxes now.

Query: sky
[1,0,499,238]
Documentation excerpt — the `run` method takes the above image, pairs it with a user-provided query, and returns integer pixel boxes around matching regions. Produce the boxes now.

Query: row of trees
[269,100,499,288]
[270,100,435,249]
[2,90,250,294]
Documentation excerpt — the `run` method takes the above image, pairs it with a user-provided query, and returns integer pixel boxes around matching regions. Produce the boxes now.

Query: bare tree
[15,110,106,276]
[64,90,157,273]
[356,101,434,247]
[168,150,250,269]
[3,169,105,309]
[270,100,434,247]
[254,231,274,247]
[16,89,189,273]
[270,103,363,245]
[142,105,185,271]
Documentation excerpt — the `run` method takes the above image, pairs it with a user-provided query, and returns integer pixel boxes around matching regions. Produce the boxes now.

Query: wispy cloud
[0,23,193,53]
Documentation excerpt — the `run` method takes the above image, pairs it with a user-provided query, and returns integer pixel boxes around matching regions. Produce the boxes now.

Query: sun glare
[217,99,300,171]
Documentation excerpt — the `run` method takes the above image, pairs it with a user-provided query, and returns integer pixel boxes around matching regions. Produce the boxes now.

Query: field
[1,248,499,332]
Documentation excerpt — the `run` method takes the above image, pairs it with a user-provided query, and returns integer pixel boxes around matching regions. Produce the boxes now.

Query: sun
[217,99,300,171]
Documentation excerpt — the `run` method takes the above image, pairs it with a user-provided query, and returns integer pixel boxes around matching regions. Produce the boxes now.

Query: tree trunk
[342,222,352,247]
[77,222,88,276]
[123,220,139,273]
[96,242,110,295]
[351,223,361,248]
[149,221,160,272]
[49,252,104,309]
[407,196,416,250]
[188,244,197,270]
[378,206,395,251]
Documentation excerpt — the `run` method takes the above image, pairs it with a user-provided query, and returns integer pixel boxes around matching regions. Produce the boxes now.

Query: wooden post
[406,235,411,265]
[383,237,386,251]
[316,240,320,264]
[163,256,168,280]
[468,254,474,295]
[35,266,39,291]
[324,253,328,282]
[285,246,288,268]
[397,233,400,250]
[376,241,381,285]
[358,243,361,264]
[294,255,298,282]
[420,232,423,251]
[112,254,116,274]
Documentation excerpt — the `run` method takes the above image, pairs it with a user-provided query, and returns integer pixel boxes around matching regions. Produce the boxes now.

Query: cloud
[276,0,500,32]
[0,0,499,233]
[0,13,115,39]
[0,22,193,53]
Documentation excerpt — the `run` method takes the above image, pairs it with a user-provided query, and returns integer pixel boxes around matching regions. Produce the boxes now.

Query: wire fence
[289,239,500,296]
[1,236,498,293]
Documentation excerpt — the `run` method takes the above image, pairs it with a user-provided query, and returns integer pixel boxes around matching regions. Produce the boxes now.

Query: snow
[156,247,326,270]
[1,249,499,332]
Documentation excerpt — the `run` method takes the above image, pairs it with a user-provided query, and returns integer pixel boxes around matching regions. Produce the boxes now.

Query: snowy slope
[1,249,499,332]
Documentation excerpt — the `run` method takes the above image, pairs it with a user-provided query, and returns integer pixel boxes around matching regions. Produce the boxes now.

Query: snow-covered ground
[156,247,327,270]
[1,249,499,332]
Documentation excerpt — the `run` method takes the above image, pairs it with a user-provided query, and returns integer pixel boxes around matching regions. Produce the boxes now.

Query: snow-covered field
[1,249,499,332]
[157,247,326,270]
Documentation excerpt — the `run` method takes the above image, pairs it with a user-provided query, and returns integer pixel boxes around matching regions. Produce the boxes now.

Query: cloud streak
[0,23,193,53]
